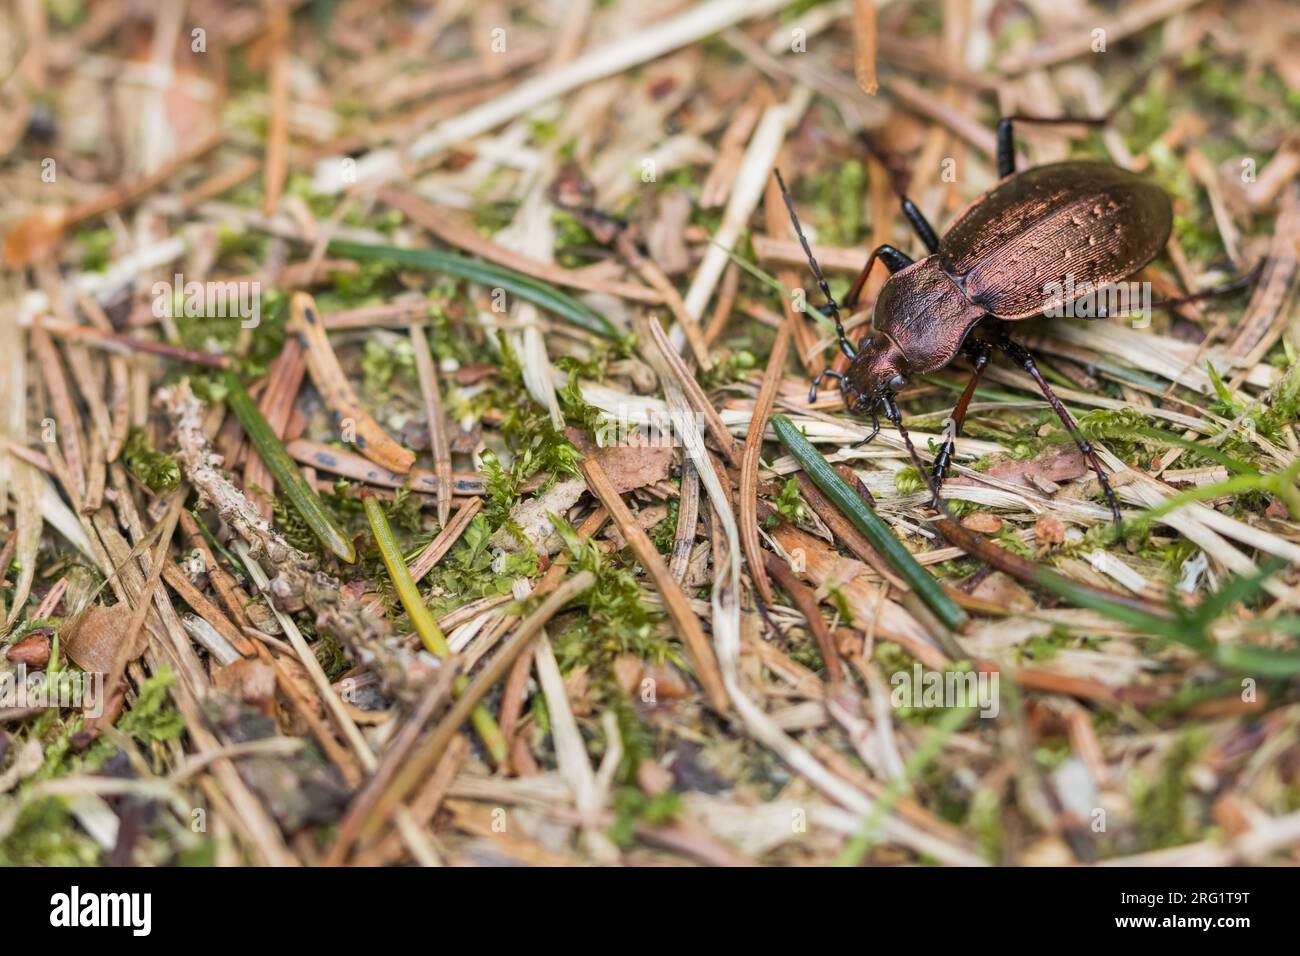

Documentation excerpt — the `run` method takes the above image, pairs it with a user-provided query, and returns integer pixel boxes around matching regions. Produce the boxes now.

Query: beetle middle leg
[993,330,1124,527]
[842,243,914,312]
[808,368,843,403]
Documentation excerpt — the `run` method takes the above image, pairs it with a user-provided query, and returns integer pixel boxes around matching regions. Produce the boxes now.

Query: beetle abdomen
[938,161,1172,320]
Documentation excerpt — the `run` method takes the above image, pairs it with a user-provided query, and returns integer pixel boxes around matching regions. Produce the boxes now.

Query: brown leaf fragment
[969,572,1036,614]
[642,662,689,702]
[63,604,143,676]
[6,633,51,667]
[961,445,1087,491]
[213,659,279,716]
[960,512,1003,534]
[564,427,672,493]
[613,654,643,696]
[1034,514,1067,546]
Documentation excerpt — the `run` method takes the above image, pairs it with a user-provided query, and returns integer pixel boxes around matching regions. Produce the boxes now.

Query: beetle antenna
[774,169,855,359]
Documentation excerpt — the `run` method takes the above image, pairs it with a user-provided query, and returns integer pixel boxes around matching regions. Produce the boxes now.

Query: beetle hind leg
[994,333,1124,527]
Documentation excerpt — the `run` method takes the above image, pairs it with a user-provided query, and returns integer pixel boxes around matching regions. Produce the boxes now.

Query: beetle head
[844,333,908,413]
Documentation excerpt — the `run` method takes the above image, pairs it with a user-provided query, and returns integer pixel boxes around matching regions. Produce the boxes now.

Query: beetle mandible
[777,112,1253,527]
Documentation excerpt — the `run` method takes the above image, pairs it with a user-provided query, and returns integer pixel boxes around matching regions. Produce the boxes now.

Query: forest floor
[1,0,1299,866]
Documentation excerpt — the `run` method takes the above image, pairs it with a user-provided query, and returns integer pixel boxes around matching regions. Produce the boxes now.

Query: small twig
[740,324,790,605]
[289,291,416,474]
[764,554,845,686]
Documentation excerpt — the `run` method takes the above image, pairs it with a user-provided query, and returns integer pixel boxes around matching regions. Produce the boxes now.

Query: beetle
[777,114,1253,527]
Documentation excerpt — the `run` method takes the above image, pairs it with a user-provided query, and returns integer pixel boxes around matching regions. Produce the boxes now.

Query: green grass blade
[224,372,356,563]
[771,415,967,631]
[328,239,622,340]
[363,495,507,765]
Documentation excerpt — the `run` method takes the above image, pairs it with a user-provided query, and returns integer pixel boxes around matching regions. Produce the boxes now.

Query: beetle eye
[887,373,907,390]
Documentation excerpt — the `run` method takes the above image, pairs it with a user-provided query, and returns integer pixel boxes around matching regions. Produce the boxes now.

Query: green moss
[1131,730,1206,850]
[649,494,680,554]
[361,336,415,398]
[608,785,681,847]
[0,798,100,866]
[548,512,681,673]
[122,427,181,492]
[768,477,807,527]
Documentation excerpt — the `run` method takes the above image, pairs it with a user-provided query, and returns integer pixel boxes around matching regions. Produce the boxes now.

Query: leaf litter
[0,0,1298,867]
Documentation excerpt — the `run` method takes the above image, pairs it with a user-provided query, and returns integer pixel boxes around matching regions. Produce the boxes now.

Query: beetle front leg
[852,406,881,447]
[930,340,992,504]
[995,333,1124,527]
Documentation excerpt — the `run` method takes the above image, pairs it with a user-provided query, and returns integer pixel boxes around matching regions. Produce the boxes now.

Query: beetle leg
[808,369,843,403]
[843,244,914,312]
[929,341,992,504]
[995,335,1124,527]
[996,115,1107,179]
[1149,260,1264,310]
[900,197,941,254]
[852,406,881,447]
[880,393,945,506]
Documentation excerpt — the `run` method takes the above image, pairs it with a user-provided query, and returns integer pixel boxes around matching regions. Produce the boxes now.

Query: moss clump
[1131,730,1206,850]
[122,427,181,491]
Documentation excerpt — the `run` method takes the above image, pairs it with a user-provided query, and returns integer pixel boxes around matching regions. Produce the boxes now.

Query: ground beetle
[778,112,1255,527]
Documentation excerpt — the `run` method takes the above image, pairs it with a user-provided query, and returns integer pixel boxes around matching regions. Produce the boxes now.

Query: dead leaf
[564,664,592,717]
[489,478,586,553]
[613,654,643,696]
[0,740,43,793]
[970,571,1035,613]
[214,659,278,716]
[63,604,143,675]
[960,512,1003,534]
[969,445,1087,490]
[1035,514,1066,546]
[5,633,51,667]
[643,662,689,701]
[565,426,673,493]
